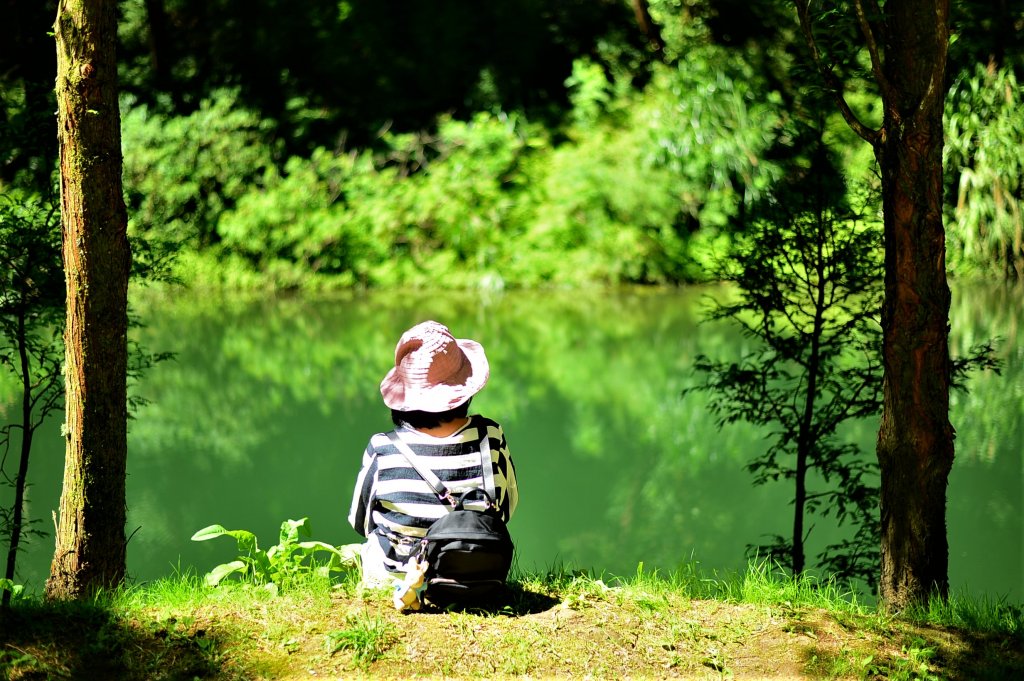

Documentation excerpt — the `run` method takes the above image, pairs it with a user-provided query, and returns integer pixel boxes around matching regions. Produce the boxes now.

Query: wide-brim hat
[380,320,489,412]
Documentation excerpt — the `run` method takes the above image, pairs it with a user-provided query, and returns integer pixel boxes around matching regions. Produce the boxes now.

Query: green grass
[325,613,397,668]
[1,561,1021,679]
[906,587,1024,636]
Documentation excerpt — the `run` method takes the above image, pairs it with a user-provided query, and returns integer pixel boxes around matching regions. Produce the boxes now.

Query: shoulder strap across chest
[386,425,495,509]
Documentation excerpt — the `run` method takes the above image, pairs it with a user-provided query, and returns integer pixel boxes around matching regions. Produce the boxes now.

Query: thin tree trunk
[46,0,131,600]
[2,312,34,607]
[792,447,807,574]
[793,235,829,577]
[143,0,176,100]
[875,0,953,609]
[630,0,665,57]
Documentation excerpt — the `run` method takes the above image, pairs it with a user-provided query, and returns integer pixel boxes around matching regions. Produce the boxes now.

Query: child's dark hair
[392,398,472,429]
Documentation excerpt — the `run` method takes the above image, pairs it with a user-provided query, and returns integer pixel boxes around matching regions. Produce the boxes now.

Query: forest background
[2,0,1023,292]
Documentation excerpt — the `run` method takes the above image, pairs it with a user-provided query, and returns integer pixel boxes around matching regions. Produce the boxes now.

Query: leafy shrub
[216,149,384,287]
[0,578,24,601]
[945,64,1024,279]
[217,112,534,289]
[191,517,358,594]
[126,25,789,290]
[121,89,278,249]
[686,142,884,584]
[505,44,783,286]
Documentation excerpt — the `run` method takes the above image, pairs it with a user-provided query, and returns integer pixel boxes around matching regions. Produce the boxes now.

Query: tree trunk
[875,0,953,610]
[630,0,665,57]
[143,0,175,98]
[2,312,34,607]
[46,0,131,599]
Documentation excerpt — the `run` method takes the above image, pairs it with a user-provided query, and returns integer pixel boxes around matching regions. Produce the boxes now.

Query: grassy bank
[1,563,1022,680]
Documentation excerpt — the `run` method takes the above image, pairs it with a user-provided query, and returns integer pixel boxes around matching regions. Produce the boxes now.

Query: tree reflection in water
[2,284,1020,600]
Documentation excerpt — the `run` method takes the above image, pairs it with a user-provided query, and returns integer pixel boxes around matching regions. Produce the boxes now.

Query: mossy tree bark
[796,0,952,609]
[46,0,131,600]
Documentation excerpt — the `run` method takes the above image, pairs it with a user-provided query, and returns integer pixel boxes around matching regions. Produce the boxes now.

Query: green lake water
[3,284,1022,601]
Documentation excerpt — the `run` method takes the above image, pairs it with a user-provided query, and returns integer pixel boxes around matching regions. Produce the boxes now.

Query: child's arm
[347,442,378,536]
[496,425,518,521]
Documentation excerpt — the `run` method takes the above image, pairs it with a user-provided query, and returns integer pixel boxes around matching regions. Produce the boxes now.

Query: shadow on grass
[0,599,226,681]
[932,627,1024,681]
[418,582,560,616]
[800,620,1024,681]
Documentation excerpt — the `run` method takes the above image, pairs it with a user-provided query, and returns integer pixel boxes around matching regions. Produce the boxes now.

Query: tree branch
[794,0,882,145]
[852,0,893,101]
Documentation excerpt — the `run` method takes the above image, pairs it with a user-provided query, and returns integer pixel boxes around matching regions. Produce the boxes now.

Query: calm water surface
[4,284,1022,600]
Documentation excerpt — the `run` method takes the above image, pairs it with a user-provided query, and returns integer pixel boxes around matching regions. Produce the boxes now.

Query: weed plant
[325,613,397,669]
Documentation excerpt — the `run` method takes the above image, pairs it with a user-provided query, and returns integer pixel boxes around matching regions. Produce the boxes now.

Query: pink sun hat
[380,321,490,412]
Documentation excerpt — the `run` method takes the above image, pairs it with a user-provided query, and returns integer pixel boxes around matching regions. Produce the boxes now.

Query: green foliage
[730,558,867,612]
[506,23,784,285]
[686,140,884,585]
[114,11,801,291]
[0,194,63,335]
[0,195,63,587]
[215,112,531,289]
[0,195,63,377]
[515,101,694,286]
[183,30,787,290]
[190,517,358,593]
[643,45,783,229]
[114,0,638,148]
[944,63,1024,279]
[121,89,278,250]
[0,577,24,601]
[7,0,1023,290]
[908,590,1024,639]
[0,193,174,589]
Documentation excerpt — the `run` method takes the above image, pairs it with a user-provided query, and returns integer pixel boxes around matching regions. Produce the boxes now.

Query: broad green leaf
[280,517,311,545]
[0,578,23,598]
[191,524,230,542]
[205,560,246,587]
[296,540,340,553]
[337,543,362,564]
[191,525,259,556]
[251,548,272,573]
[231,530,259,555]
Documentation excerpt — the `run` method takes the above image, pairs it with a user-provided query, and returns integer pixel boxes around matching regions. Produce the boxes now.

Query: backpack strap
[478,426,496,500]
[387,430,457,509]
[387,425,497,510]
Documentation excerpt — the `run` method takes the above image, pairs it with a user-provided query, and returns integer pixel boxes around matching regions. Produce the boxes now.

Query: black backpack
[421,487,514,606]
[387,428,515,608]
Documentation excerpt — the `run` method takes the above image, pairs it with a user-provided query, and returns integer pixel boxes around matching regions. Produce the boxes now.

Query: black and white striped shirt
[348,415,518,570]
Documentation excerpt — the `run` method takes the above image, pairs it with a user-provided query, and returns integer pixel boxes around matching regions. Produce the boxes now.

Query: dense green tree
[944,63,1024,280]
[115,0,645,153]
[0,197,63,607]
[4,0,648,193]
[795,0,955,609]
[0,0,58,191]
[3,0,1020,291]
[688,136,883,583]
[948,0,1024,73]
